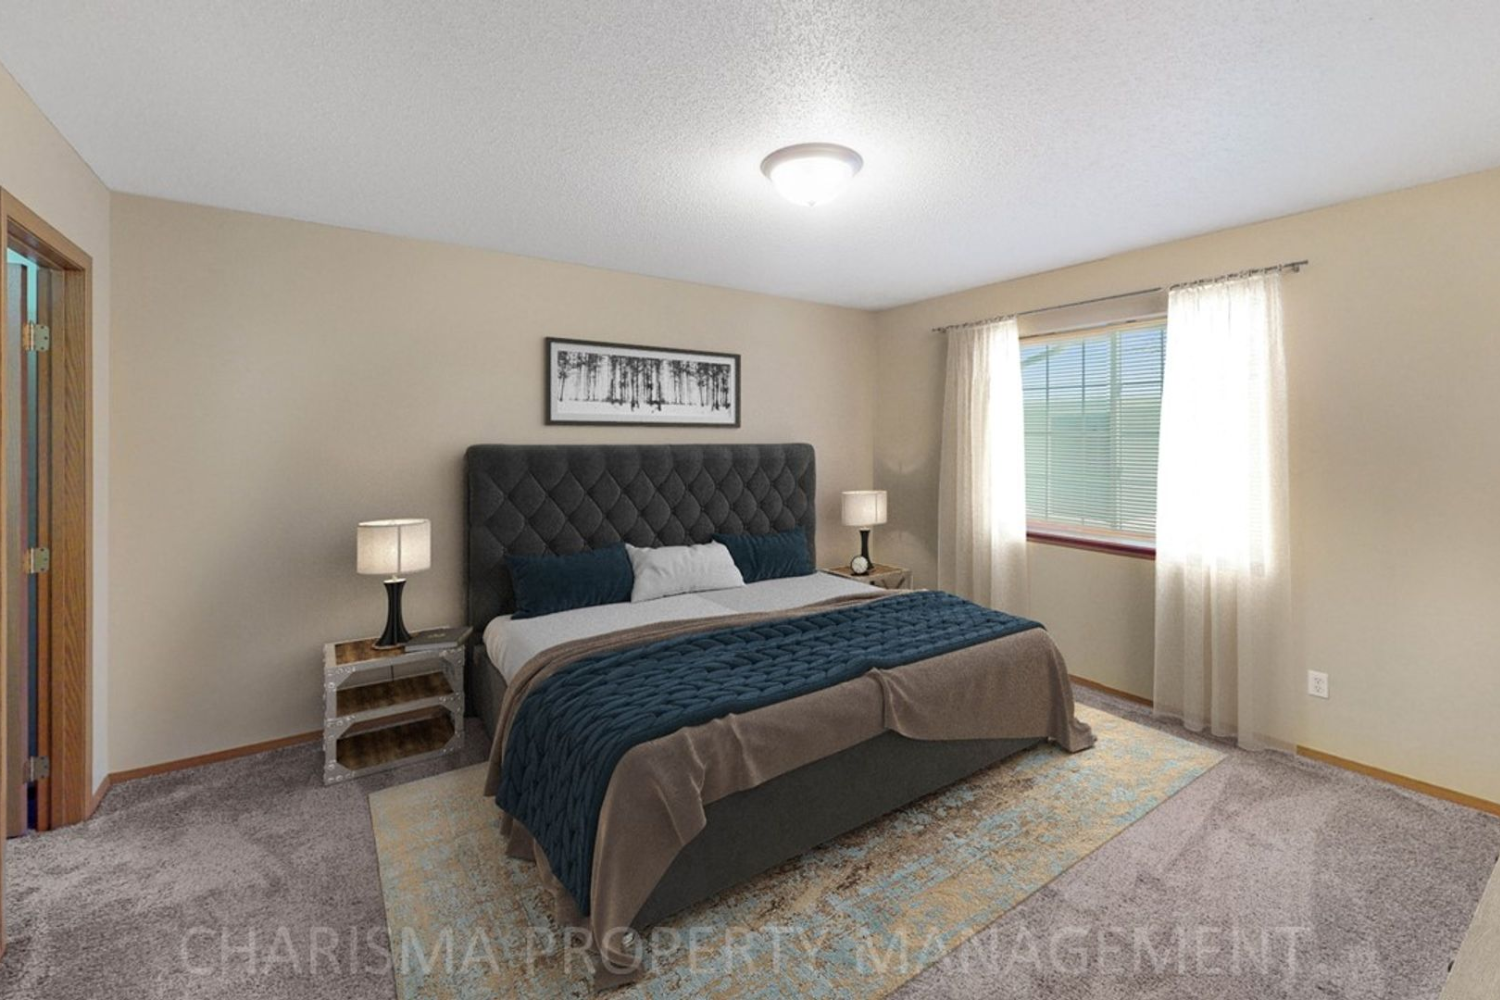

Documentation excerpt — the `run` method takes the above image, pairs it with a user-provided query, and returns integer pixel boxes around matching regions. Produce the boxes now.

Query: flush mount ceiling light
[760,143,864,207]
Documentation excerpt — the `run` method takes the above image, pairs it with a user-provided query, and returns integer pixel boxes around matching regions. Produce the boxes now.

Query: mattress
[482,572,880,684]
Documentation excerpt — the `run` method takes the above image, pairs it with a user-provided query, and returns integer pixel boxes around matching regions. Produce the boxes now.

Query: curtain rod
[933,259,1308,333]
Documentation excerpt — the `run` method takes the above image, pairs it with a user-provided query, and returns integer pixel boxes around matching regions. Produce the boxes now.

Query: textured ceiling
[3,1,1500,309]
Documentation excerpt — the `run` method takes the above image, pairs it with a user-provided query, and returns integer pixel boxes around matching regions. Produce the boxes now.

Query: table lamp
[840,490,887,576]
[357,518,431,648]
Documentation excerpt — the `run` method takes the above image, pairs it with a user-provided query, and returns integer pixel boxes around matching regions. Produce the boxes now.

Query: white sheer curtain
[937,319,1029,615]
[1153,273,1291,751]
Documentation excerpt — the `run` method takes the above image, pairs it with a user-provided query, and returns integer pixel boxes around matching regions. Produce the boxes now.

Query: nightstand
[321,628,470,785]
[822,563,913,591]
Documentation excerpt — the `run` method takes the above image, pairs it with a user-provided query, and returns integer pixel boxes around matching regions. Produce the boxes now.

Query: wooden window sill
[1026,529,1156,560]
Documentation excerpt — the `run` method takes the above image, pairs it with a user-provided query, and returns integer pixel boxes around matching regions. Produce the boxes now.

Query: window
[1021,319,1165,552]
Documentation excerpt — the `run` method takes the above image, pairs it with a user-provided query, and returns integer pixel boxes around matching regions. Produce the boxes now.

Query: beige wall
[0,65,112,788]
[108,194,878,771]
[875,167,1500,803]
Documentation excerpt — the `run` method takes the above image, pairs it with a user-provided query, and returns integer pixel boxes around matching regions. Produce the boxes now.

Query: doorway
[0,192,93,909]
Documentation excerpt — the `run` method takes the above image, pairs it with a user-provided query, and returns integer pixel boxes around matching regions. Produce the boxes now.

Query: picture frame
[545,337,742,427]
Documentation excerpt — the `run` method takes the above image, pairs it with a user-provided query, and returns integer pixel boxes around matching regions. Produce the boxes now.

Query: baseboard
[109,730,321,785]
[1295,745,1500,818]
[86,775,112,819]
[1070,673,1154,708]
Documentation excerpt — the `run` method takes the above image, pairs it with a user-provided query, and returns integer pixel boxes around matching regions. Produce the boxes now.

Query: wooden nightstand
[822,563,913,590]
[321,628,470,785]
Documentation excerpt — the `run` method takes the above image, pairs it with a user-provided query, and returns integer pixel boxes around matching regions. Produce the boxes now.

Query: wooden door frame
[0,189,93,843]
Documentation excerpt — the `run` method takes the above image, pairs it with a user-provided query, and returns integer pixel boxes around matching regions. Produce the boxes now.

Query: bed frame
[464,443,1042,928]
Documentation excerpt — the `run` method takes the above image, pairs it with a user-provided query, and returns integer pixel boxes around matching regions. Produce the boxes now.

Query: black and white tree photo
[547,339,740,426]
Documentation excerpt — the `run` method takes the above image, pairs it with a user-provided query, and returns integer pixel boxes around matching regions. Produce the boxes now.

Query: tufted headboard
[464,443,816,627]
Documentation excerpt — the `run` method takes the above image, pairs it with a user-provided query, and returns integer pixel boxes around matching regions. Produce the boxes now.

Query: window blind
[1020,321,1165,542]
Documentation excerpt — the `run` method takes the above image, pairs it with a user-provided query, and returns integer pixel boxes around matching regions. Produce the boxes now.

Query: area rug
[369,704,1222,999]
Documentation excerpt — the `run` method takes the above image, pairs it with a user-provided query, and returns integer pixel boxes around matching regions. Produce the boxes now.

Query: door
[3,253,24,836]
[4,247,51,836]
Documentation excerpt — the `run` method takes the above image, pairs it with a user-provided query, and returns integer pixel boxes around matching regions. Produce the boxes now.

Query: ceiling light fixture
[760,143,864,207]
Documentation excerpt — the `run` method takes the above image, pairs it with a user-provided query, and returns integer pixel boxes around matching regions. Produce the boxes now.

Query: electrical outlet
[1307,670,1329,699]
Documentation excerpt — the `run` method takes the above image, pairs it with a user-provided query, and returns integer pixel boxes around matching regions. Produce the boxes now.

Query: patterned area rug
[369,705,1221,999]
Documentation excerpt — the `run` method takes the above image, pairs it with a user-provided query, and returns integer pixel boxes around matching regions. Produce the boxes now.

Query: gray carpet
[901,692,1500,1000]
[2,693,1495,999]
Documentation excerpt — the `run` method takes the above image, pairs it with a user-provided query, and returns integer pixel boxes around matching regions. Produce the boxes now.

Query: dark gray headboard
[465,443,816,626]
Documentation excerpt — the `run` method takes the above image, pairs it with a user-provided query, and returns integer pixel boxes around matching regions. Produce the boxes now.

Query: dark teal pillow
[508,544,634,619]
[712,527,815,583]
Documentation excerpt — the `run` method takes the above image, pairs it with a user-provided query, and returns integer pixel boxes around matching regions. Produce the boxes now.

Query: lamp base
[852,528,873,576]
[373,578,412,649]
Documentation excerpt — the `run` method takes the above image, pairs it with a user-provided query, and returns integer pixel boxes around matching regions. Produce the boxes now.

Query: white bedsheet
[483,572,881,684]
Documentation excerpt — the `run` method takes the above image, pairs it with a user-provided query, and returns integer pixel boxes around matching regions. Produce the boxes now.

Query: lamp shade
[841,490,888,528]
[357,519,431,577]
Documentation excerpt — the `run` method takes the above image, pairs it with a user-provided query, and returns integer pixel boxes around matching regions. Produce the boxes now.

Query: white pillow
[626,542,745,602]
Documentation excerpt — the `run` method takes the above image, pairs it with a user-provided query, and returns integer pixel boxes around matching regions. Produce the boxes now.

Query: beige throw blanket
[483,592,1095,981]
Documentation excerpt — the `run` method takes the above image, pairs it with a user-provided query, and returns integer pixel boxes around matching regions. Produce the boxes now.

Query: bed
[464,443,1093,982]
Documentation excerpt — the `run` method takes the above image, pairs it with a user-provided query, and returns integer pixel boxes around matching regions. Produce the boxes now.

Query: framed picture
[546,337,741,427]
